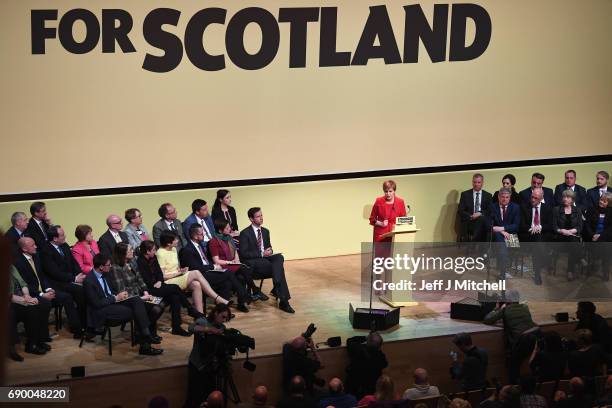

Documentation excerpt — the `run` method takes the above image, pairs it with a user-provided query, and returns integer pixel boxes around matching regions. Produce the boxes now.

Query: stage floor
[6,254,612,385]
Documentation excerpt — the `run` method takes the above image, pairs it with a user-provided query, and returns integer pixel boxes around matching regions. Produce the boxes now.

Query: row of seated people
[459,170,612,283]
[6,197,294,361]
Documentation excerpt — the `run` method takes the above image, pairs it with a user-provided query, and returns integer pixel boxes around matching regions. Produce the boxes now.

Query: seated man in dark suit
[553,169,587,208]
[519,172,554,208]
[182,199,215,248]
[586,170,612,210]
[40,225,88,331]
[519,188,553,285]
[14,237,82,338]
[488,188,521,279]
[6,211,29,256]
[178,224,232,303]
[153,202,188,251]
[239,207,294,313]
[83,254,162,355]
[458,173,492,242]
[98,214,129,257]
[25,201,52,246]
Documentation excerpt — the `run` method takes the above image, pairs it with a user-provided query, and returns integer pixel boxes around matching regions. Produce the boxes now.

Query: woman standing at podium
[369,180,407,243]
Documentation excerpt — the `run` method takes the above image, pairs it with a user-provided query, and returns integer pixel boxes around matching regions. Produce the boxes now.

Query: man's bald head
[289,376,306,394]
[106,214,123,231]
[18,237,36,255]
[414,368,429,385]
[291,336,306,351]
[329,377,343,394]
[206,390,224,408]
[367,332,383,349]
[252,385,268,405]
[569,377,584,394]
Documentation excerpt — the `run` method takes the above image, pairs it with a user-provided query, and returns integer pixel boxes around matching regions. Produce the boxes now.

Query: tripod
[214,358,241,407]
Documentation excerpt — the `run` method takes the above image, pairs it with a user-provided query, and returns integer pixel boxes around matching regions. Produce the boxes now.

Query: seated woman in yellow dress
[156,230,229,313]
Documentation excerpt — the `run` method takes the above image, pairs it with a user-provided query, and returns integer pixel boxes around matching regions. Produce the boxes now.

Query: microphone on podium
[406,204,411,213]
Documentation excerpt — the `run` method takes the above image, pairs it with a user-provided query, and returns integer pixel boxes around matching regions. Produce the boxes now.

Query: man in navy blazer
[553,169,588,208]
[98,214,129,257]
[25,201,52,246]
[519,188,553,285]
[586,170,612,210]
[238,207,294,313]
[6,211,30,256]
[488,189,521,279]
[182,199,215,248]
[152,203,188,250]
[519,173,554,208]
[457,173,493,242]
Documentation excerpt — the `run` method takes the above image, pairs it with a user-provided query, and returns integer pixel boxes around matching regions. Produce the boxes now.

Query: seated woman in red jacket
[71,224,100,274]
[209,219,255,313]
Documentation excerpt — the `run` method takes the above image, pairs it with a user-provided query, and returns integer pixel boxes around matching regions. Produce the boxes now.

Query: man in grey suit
[152,203,188,251]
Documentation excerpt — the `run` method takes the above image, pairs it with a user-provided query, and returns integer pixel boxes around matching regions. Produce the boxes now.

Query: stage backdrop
[1,0,611,194]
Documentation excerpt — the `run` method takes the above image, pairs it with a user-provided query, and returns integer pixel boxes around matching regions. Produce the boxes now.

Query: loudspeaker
[71,366,85,378]
[554,312,569,322]
[349,303,400,330]
[450,297,496,321]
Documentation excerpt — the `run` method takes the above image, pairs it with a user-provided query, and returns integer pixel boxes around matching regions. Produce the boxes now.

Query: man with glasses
[98,214,129,256]
[153,202,188,251]
[83,254,163,355]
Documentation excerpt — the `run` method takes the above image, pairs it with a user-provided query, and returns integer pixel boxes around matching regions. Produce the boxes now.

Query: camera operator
[282,325,322,393]
[345,332,388,399]
[449,332,489,391]
[184,304,231,408]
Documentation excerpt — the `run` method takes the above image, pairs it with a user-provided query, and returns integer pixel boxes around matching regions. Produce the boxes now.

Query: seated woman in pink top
[71,224,100,274]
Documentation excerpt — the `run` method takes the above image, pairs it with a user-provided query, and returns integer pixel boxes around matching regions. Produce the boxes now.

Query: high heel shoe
[214,295,230,305]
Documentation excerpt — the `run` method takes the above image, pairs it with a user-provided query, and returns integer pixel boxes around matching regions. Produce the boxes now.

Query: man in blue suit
[182,199,215,249]
[586,170,612,210]
[519,172,554,208]
[553,169,587,208]
[488,188,521,279]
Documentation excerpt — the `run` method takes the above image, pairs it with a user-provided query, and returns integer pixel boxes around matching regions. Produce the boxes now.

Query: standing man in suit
[239,207,294,313]
[458,173,492,242]
[6,211,29,256]
[25,201,52,246]
[586,171,612,210]
[519,173,554,208]
[489,189,521,279]
[83,254,162,355]
[182,199,215,248]
[40,225,88,331]
[153,203,188,251]
[98,214,129,257]
[554,170,587,208]
[519,188,553,285]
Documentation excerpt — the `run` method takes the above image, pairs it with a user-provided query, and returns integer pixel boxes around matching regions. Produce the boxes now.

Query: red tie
[534,207,540,226]
[196,244,208,265]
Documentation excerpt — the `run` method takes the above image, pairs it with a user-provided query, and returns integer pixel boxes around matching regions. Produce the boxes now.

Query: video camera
[302,323,317,339]
[223,328,255,355]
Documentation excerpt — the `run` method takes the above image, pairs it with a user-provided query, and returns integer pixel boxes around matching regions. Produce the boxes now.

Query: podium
[378,221,421,307]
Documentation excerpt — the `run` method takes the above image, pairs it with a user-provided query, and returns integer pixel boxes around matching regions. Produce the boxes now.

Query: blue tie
[57,246,64,256]
[101,277,112,298]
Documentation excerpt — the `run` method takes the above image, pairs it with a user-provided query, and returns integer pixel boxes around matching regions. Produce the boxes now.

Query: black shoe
[252,291,269,301]
[270,288,278,298]
[187,308,205,319]
[151,335,162,344]
[171,328,192,337]
[25,345,46,355]
[237,303,249,313]
[279,301,295,314]
[42,337,53,343]
[139,343,163,356]
[9,349,24,362]
[244,295,253,305]
[38,343,51,351]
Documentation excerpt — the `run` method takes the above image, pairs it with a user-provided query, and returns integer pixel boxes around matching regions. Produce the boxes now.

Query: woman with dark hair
[71,224,100,274]
[211,189,239,238]
[110,242,164,344]
[155,230,229,313]
[553,189,583,281]
[493,174,521,204]
[123,208,150,251]
[137,240,204,336]
[209,218,256,312]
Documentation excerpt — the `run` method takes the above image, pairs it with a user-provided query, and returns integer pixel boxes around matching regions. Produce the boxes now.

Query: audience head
[112,242,133,266]
[452,332,474,353]
[328,377,344,394]
[252,385,268,406]
[502,174,516,189]
[158,203,177,221]
[289,376,306,395]
[75,224,94,243]
[290,336,306,352]
[125,208,143,226]
[206,303,231,325]
[248,207,263,226]
[504,289,520,303]
[530,188,543,207]
[188,223,204,242]
[569,377,584,395]
[413,368,429,385]
[574,329,593,348]
[564,170,577,187]
[93,253,111,273]
[191,199,209,218]
[367,331,383,349]
[10,211,28,231]
[106,214,123,232]
[375,374,394,401]
[472,173,484,191]
[147,396,169,408]
[576,301,596,320]
[498,188,512,206]
[206,391,224,408]
[519,375,537,394]
[596,170,610,188]
[18,237,37,255]
[29,201,47,220]
[599,192,612,209]
[47,225,66,245]
[449,398,471,408]
[139,240,156,259]
[214,189,232,209]
[530,172,545,189]
[159,230,178,249]
[561,189,575,206]
[382,180,397,201]
[214,218,231,235]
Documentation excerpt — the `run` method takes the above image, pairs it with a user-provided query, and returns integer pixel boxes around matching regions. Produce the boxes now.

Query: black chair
[78,318,135,356]
[53,304,64,331]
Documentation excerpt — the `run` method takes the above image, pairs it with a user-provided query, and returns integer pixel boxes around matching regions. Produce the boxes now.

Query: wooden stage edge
[4,254,612,407]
